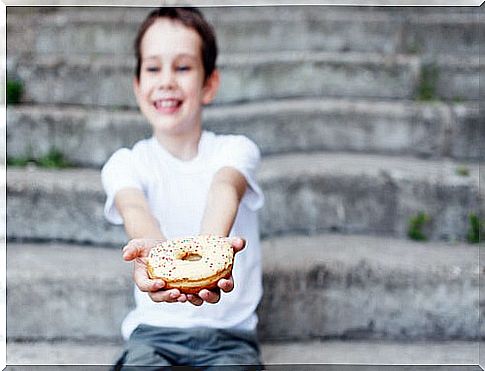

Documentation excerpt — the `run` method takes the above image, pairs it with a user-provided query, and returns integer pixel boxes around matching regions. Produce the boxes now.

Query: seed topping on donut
[148,235,234,282]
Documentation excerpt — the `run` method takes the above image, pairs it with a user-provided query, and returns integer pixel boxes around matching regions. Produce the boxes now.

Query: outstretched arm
[115,188,189,303]
[175,166,248,306]
[200,166,248,236]
[115,188,165,240]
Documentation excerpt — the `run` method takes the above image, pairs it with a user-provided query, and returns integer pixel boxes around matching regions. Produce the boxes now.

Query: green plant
[452,96,464,104]
[7,149,70,169]
[407,42,421,55]
[7,79,23,105]
[417,64,439,102]
[38,149,69,168]
[467,213,483,244]
[6,156,32,167]
[456,165,470,177]
[407,212,431,241]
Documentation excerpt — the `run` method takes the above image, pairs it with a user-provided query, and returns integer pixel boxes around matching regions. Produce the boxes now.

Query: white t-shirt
[101,131,264,340]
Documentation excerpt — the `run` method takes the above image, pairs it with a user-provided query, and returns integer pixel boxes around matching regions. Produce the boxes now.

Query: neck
[154,128,202,161]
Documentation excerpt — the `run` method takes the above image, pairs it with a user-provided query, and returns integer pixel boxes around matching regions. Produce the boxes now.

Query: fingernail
[170,292,178,299]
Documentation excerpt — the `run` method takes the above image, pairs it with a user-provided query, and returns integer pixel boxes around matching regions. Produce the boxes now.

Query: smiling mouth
[154,99,183,112]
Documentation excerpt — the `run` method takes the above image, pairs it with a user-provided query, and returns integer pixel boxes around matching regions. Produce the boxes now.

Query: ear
[202,69,220,105]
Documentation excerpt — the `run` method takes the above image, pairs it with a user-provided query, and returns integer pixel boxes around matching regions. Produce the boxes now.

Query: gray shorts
[113,324,263,370]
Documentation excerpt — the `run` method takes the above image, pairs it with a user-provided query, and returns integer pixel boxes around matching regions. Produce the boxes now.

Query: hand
[122,237,246,305]
[122,238,188,303]
[185,237,246,306]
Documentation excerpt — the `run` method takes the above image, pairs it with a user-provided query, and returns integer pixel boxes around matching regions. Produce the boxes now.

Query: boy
[101,7,264,369]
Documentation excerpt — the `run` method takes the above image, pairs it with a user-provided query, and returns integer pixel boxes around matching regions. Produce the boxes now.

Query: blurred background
[5,5,484,366]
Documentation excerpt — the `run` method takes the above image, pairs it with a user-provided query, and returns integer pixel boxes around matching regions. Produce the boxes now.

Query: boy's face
[134,19,219,138]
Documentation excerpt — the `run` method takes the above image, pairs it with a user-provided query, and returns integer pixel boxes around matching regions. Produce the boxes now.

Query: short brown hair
[134,7,218,83]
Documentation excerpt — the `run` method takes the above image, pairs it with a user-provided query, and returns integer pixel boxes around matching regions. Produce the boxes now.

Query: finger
[217,276,234,293]
[122,239,149,261]
[133,258,165,292]
[198,289,220,304]
[149,288,181,303]
[187,294,204,306]
[177,294,188,303]
[122,239,163,261]
[229,237,246,254]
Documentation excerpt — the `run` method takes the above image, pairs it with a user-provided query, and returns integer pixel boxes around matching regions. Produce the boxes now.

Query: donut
[147,235,234,294]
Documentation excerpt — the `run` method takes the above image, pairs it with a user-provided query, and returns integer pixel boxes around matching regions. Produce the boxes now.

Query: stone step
[6,153,479,244]
[9,52,480,107]
[7,7,481,57]
[6,235,480,343]
[6,100,481,167]
[6,339,482,366]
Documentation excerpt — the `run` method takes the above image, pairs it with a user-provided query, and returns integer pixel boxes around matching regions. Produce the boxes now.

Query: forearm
[200,167,247,237]
[114,188,166,240]
[200,183,240,236]
[122,205,165,240]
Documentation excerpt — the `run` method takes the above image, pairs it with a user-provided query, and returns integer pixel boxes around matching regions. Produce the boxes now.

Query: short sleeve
[101,148,144,225]
[218,136,264,211]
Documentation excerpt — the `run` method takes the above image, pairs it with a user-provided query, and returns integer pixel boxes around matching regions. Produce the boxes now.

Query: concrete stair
[10,52,480,107]
[6,153,479,244]
[6,235,480,342]
[7,8,481,56]
[6,5,483,363]
[7,339,482,366]
[6,100,482,166]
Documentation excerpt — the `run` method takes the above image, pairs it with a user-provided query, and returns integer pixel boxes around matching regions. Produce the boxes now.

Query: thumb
[230,237,246,254]
[122,243,145,261]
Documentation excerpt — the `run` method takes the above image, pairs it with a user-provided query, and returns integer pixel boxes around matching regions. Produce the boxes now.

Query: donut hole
[177,252,202,261]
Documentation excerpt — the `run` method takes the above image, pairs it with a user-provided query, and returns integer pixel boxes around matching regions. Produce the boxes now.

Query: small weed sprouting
[452,96,464,104]
[7,149,70,169]
[407,212,431,241]
[38,149,69,168]
[417,64,439,102]
[456,165,470,177]
[467,213,483,244]
[6,156,32,167]
[407,42,421,55]
[7,79,23,105]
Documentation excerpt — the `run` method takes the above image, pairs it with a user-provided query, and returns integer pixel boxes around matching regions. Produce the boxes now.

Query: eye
[176,65,191,72]
[145,66,160,73]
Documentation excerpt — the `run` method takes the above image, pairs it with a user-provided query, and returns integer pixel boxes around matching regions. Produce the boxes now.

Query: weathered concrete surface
[7,243,133,341]
[6,153,479,244]
[7,8,481,57]
[11,52,424,107]
[7,168,125,245]
[258,234,480,341]
[6,235,480,342]
[6,339,482,365]
[449,103,483,160]
[11,51,481,107]
[261,340,481,365]
[431,56,481,101]
[6,100,482,166]
[7,105,152,168]
[258,152,479,241]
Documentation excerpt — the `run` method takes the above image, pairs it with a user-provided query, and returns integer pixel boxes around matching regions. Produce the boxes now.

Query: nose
[157,68,176,90]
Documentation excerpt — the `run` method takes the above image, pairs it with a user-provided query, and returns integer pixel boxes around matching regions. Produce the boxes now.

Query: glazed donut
[147,235,234,294]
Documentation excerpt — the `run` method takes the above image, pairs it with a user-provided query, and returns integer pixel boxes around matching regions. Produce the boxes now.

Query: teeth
[156,100,179,109]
